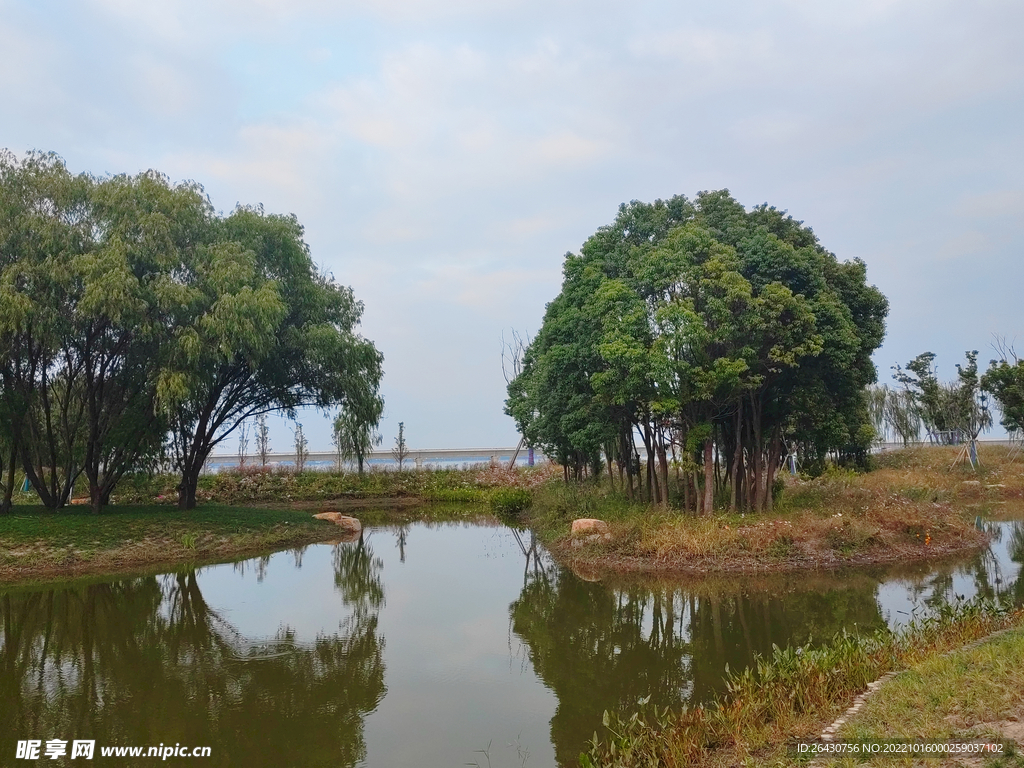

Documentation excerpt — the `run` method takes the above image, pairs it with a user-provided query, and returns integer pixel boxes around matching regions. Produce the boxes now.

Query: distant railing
[873,438,1018,453]
[201,438,1017,473]
[201,446,548,474]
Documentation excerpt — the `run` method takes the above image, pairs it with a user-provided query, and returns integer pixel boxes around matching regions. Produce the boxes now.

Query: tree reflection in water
[511,561,887,766]
[511,521,1024,766]
[0,536,386,768]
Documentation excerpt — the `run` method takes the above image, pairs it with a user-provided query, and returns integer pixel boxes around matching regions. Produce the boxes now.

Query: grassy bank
[526,446,1021,575]
[0,464,558,583]
[0,498,518,584]
[0,462,562,583]
[580,598,1024,768]
[0,504,345,583]
[817,625,1024,767]
[104,462,561,506]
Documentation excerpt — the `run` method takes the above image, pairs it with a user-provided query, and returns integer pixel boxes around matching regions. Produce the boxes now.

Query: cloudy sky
[2,0,1021,451]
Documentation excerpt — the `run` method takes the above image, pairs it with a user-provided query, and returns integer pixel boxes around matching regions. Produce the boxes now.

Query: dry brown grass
[542,445,1022,575]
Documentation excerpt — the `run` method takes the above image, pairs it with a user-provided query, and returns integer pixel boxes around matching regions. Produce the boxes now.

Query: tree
[333,392,383,475]
[982,345,1024,435]
[237,419,250,469]
[293,422,308,473]
[154,206,383,509]
[0,153,199,512]
[894,351,992,447]
[507,191,888,511]
[256,414,271,466]
[391,422,408,470]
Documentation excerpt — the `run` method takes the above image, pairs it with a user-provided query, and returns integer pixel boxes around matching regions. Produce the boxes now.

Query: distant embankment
[202,438,1017,473]
[202,446,548,473]
[873,438,1017,452]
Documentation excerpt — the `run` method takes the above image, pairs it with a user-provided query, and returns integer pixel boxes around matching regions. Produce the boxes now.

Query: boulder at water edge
[571,518,610,536]
[570,519,612,547]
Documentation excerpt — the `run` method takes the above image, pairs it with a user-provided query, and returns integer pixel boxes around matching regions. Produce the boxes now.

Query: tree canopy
[0,150,383,512]
[506,191,888,512]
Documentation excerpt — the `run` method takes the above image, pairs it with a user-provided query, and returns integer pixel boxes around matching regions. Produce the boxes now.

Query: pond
[1,517,1022,767]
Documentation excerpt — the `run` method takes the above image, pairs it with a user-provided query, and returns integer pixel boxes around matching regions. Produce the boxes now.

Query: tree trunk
[730,406,742,511]
[90,481,102,515]
[178,470,200,510]
[765,428,782,511]
[703,436,714,515]
[751,392,763,514]
[657,436,670,509]
[1,441,16,515]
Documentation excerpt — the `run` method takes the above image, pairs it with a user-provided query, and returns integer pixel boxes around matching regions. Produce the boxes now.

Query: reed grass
[581,597,1024,768]
[528,446,1020,574]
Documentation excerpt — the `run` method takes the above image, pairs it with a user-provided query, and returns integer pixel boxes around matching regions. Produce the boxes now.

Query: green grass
[818,627,1024,767]
[581,599,1024,768]
[0,504,337,583]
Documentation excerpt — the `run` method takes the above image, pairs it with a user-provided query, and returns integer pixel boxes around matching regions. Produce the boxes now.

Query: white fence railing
[202,446,548,474]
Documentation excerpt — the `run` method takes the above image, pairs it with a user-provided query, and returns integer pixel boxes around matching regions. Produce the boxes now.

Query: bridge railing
[201,447,549,474]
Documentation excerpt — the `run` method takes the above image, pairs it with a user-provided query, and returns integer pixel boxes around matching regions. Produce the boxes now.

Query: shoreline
[0,528,342,587]
[0,498,499,587]
[547,528,992,579]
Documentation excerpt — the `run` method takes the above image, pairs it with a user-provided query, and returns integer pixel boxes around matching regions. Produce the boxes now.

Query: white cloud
[3,0,1024,447]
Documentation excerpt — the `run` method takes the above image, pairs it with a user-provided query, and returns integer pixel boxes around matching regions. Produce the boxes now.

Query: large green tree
[0,151,383,512]
[507,191,888,512]
[156,205,383,509]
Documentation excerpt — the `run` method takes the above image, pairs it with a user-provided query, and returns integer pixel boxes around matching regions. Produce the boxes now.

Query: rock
[313,512,362,535]
[571,518,610,536]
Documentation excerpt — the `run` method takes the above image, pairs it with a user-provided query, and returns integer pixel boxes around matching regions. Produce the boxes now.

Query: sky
[1,0,1022,451]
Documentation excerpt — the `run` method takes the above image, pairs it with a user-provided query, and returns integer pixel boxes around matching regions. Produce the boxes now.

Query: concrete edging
[807,624,1021,765]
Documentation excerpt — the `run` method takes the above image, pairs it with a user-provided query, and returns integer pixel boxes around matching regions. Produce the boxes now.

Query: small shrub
[767,534,795,559]
[490,488,533,520]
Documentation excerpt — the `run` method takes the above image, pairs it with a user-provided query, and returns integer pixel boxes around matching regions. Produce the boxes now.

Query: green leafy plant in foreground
[490,488,533,522]
[581,596,1020,768]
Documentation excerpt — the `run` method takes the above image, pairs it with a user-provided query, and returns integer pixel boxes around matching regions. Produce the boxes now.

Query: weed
[582,596,1023,768]
[490,488,533,522]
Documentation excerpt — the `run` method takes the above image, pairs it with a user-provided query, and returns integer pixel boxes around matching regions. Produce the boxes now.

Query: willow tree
[333,388,384,475]
[0,150,383,512]
[150,207,383,509]
[0,153,195,511]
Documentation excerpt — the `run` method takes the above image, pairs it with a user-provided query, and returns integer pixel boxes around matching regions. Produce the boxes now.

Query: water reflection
[0,537,386,767]
[510,565,888,765]
[510,520,1024,767]
[0,519,1021,768]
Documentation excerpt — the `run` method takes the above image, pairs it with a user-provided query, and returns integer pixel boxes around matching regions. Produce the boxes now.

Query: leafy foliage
[489,487,533,520]
[0,151,382,512]
[507,191,888,511]
[984,347,1024,434]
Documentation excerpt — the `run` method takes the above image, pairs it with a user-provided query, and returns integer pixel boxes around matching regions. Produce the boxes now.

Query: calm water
[1,517,1022,767]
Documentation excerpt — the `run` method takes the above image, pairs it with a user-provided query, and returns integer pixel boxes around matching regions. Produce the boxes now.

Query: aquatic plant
[580,596,1021,768]
[490,488,533,521]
